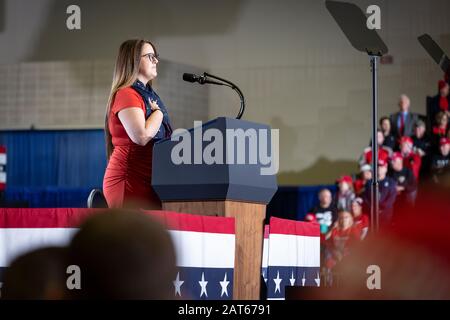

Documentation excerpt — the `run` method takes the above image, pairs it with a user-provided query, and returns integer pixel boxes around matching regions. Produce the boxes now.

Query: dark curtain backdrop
[0,129,106,188]
[0,129,106,208]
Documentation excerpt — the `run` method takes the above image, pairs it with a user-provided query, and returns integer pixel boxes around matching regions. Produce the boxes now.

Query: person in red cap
[388,152,417,211]
[431,111,449,151]
[399,136,422,180]
[350,197,369,240]
[363,158,397,227]
[353,164,372,196]
[335,175,355,212]
[359,129,392,166]
[304,213,318,223]
[430,137,450,184]
[389,94,419,138]
[429,80,450,127]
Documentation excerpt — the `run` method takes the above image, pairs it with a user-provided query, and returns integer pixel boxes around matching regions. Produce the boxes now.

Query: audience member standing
[353,164,372,196]
[388,152,417,208]
[350,198,369,240]
[324,211,361,282]
[389,94,418,138]
[431,111,449,150]
[359,130,392,166]
[430,137,450,185]
[363,159,397,227]
[430,80,450,126]
[335,176,355,212]
[380,116,397,151]
[412,119,430,157]
[399,136,422,180]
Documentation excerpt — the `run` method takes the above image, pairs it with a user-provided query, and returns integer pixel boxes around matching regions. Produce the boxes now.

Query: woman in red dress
[103,39,172,209]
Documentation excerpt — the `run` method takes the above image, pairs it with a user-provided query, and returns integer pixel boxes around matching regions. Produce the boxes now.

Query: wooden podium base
[163,200,265,300]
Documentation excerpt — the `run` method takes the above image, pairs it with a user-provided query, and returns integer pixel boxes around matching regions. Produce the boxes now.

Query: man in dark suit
[389,94,419,138]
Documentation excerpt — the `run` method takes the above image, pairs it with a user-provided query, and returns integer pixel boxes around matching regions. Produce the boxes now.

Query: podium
[152,117,278,299]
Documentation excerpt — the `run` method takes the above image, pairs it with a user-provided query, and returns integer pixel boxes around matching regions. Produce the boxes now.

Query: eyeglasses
[142,52,159,63]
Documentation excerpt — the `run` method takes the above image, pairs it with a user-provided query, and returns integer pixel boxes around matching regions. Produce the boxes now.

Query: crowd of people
[306,78,450,285]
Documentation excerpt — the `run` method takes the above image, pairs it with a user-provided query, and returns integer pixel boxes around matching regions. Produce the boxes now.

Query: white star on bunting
[289,271,296,286]
[199,272,208,297]
[274,271,282,293]
[315,272,320,287]
[219,273,230,297]
[173,272,184,297]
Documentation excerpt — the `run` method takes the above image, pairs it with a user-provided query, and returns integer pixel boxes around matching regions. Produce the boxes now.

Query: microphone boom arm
[203,72,245,119]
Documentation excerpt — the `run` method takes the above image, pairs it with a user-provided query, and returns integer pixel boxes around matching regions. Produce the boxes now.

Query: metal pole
[370,55,380,233]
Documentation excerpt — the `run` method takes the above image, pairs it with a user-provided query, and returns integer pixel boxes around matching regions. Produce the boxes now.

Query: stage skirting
[0,208,320,300]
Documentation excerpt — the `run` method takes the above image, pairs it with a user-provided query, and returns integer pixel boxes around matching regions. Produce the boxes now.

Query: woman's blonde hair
[105,39,157,161]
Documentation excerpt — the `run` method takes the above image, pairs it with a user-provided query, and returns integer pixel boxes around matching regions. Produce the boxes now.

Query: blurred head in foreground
[68,210,176,299]
[2,247,68,300]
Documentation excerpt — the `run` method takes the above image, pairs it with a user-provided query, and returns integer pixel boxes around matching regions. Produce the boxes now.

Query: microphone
[182,73,224,86]
[182,72,246,119]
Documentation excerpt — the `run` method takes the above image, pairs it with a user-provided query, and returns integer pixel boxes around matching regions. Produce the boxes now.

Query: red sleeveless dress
[103,87,161,209]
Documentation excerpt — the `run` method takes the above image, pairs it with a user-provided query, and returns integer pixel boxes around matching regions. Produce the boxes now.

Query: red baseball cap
[391,152,403,161]
[378,158,388,167]
[439,80,448,90]
[305,213,317,223]
[399,136,413,145]
[337,175,353,185]
[440,137,450,146]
